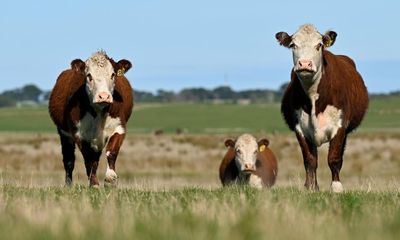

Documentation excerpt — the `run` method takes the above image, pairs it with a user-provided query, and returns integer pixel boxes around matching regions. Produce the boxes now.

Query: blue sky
[1,1,399,93]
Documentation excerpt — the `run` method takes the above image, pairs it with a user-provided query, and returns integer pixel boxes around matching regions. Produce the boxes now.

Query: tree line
[0,83,398,108]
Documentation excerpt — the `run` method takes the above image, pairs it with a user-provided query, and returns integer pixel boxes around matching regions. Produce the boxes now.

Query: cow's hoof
[330,181,344,193]
[105,168,118,188]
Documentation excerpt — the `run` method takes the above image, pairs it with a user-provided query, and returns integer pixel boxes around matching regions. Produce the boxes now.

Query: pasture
[0,96,399,133]
[0,97,400,239]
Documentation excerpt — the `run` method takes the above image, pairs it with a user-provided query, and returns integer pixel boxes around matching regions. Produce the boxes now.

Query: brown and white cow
[276,24,368,192]
[219,134,278,188]
[49,51,134,187]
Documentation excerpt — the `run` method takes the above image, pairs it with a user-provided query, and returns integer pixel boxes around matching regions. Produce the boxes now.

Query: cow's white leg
[328,127,347,193]
[331,181,344,193]
[104,161,118,187]
[249,174,263,189]
[104,133,125,187]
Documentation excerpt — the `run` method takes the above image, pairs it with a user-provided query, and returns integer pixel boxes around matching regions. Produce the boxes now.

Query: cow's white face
[276,24,337,87]
[234,134,258,174]
[85,51,115,109]
[291,25,324,80]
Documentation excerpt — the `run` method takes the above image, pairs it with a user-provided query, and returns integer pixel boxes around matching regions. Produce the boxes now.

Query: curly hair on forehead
[236,134,257,145]
[86,50,111,68]
[298,24,318,34]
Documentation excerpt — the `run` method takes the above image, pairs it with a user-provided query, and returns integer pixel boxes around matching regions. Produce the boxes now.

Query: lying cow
[219,134,278,188]
[49,51,134,187]
[276,24,368,192]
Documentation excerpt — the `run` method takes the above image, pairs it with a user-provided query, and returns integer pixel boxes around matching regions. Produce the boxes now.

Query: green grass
[0,107,55,132]
[130,103,285,133]
[0,96,399,133]
[0,185,399,240]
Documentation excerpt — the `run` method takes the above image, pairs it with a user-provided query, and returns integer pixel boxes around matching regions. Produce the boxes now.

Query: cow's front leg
[328,128,347,193]
[81,142,101,187]
[296,132,319,191]
[58,129,75,186]
[104,133,125,187]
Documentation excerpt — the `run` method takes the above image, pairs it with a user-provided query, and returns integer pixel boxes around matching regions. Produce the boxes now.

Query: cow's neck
[298,67,323,102]
[238,172,251,183]
[298,65,325,132]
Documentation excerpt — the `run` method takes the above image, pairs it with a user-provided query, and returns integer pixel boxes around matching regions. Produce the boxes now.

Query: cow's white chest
[295,99,342,146]
[248,174,263,189]
[76,113,125,151]
[238,173,263,188]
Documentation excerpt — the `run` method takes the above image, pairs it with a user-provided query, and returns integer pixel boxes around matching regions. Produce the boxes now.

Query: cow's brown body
[281,50,368,190]
[282,51,368,134]
[219,145,278,187]
[49,55,133,187]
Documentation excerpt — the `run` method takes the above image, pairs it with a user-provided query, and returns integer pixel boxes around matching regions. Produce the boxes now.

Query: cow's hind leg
[328,128,347,193]
[296,132,319,191]
[81,142,101,187]
[104,133,125,187]
[58,130,75,186]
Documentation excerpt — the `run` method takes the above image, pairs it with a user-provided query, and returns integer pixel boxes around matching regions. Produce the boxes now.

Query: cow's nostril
[96,92,112,103]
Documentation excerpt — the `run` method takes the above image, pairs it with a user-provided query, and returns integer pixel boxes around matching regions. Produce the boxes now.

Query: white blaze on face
[234,134,258,172]
[291,24,324,84]
[85,51,115,107]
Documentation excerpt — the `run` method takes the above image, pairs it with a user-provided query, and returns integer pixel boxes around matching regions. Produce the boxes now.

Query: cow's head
[71,51,132,110]
[225,134,269,175]
[276,24,337,85]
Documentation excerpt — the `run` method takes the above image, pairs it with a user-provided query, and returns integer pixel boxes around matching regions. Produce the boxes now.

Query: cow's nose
[298,60,313,69]
[96,92,112,103]
[244,163,255,171]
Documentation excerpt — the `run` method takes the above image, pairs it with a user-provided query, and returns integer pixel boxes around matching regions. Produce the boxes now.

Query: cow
[49,51,134,187]
[219,134,278,188]
[275,24,368,192]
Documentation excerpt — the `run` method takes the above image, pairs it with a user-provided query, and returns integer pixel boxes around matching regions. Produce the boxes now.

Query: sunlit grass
[0,185,399,240]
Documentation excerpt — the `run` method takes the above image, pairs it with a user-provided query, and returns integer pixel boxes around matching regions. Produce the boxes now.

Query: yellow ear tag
[324,38,332,47]
[117,68,125,77]
[259,145,266,152]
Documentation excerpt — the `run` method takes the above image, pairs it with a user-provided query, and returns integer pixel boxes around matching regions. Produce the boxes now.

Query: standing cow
[49,51,133,187]
[275,24,368,192]
[219,134,278,188]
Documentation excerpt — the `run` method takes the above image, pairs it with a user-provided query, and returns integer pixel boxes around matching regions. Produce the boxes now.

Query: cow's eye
[236,149,241,154]
[316,43,323,51]
[254,150,257,155]
[111,73,115,78]
[86,73,93,81]
[289,43,297,49]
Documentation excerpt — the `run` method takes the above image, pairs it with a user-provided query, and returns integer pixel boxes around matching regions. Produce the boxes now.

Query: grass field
[0,97,399,239]
[0,186,399,240]
[0,96,399,133]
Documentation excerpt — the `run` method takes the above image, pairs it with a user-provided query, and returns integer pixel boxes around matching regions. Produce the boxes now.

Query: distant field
[0,96,399,133]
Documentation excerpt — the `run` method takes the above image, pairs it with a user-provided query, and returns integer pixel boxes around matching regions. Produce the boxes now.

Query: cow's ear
[116,59,133,76]
[275,32,292,48]
[71,59,85,74]
[258,138,269,148]
[224,139,235,148]
[323,31,337,48]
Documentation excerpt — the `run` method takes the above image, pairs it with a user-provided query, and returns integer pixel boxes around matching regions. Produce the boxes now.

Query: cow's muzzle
[94,92,113,105]
[242,163,256,174]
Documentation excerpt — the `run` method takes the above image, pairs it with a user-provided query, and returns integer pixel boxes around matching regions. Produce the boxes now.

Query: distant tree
[178,88,212,102]
[212,86,235,100]
[134,90,156,102]
[0,95,16,107]
[2,84,42,102]
[157,90,175,102]
[22,84,42,101]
